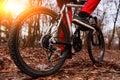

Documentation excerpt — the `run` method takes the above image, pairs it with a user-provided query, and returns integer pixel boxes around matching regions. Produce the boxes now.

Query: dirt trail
[0,46,120,80]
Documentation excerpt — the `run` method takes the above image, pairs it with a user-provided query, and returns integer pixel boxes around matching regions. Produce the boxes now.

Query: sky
[5,0,29,17]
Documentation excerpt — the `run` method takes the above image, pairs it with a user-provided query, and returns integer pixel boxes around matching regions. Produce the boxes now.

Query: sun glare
[5,0,26,16]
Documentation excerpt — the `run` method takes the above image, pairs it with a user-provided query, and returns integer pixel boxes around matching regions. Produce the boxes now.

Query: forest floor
[0,46,120,80]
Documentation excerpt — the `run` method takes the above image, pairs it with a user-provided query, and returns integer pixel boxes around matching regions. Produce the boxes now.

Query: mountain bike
[8,0,105,79]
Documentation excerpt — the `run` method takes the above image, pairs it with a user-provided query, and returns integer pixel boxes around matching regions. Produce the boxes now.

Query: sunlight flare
[5,0,26,16]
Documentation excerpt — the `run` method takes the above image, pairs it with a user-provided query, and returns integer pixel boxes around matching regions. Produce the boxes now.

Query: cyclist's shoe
[72,14,95,31]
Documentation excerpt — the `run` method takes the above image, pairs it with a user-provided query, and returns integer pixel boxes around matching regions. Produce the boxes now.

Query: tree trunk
[107,25,116,49]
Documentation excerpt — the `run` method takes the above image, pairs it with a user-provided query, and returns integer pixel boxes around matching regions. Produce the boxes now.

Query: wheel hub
[41,35,51,49]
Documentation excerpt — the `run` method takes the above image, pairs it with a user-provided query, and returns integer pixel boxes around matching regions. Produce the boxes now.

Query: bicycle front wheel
[87,28,105,64]
[9,7,69,78]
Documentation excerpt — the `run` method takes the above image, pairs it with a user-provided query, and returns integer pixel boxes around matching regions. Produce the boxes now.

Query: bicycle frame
[56,3,96,40]
[8,2,105,77]
[58,3,83,37]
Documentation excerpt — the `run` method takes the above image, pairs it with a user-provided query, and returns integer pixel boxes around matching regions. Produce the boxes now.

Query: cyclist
[57,0,101,57]
[57,0,101,30]
[72,0,101,29]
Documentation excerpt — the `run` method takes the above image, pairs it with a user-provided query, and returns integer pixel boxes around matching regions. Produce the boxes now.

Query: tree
[108,0,120,49]
[116,27,120,49]
[0,0,13,45]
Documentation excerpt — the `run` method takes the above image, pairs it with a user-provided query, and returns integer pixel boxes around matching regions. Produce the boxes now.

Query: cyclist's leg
[60,9,72,51]
[72,0,100,30]
[56,0,72,51]
[80,0,101,14]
